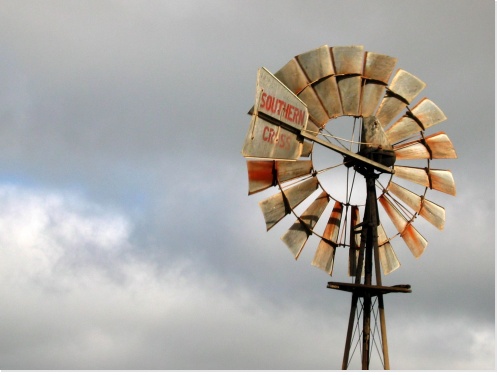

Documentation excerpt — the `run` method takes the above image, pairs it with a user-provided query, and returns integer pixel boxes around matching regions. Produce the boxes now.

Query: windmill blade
[379,195,428,258]
[298,86,330,127]
[387,181,445,230]
[282,191,330,259]
[363,52,398,84]
[246,160,314,195]
[425,132,457,159]
[385,98,447,144]
[259,177,319,231]
[348,206,361,277]
[361,52,398,117]
[377,223,400,275]
[429,169,457,196]
[246,160,274,195]
[296,45,334,83]
[312,201,344,275]
[393,166,456,196]
[274,58,309,95]
[332,45,365,116]
[394,132,458,160]
[301,141,313,157]
[376,69,426,128]
[313,77,343,118]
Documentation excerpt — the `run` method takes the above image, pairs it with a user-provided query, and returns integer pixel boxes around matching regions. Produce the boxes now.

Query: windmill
[241,45,457,370]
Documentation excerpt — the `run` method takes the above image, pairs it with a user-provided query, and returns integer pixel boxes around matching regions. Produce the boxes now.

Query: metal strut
[328,165,411,370]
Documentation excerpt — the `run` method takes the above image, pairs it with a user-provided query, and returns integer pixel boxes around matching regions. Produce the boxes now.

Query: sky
[0,0,495,371]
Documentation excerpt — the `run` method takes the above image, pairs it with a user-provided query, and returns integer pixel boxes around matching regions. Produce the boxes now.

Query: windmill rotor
[241,45,457,370]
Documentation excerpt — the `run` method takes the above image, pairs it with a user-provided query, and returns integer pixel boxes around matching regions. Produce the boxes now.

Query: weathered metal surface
[348,206,361,277]
[313,76,343,118]
[312,201,343,275]
[394,139,430,160]
[259,177,318,231]
[254,67,308,131]
[274,58,309,95]
[393,165,429,187]
[242,116,303,160]
[327,281,411,294]
[376,69,426,128]
[363,52,397,84]
[387,182,445,230]
[246,160,274,195]
[332,45,365,75]
[429,169,456,196]
[379,195,428,258]
[338,75,362,116]
[394,165,456,196]
[298,85,330,126]
[282,191,330,259]
[360,82,386,117]
[276,160,313,182]
[388,69,426,103]
[246,159,314,195]
[385,98,447,144]
[377,223,400,275]
[411,98,447,128]
[296,45,334,83]
[394,131,457,160]
[300,140,313,157]
[376,95,409,129]
[425,132,457,159]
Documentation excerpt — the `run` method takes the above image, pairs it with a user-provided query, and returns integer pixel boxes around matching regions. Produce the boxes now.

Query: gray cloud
[0,0,495,370]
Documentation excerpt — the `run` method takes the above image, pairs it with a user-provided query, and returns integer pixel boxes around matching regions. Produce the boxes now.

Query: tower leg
[342,293,358,370]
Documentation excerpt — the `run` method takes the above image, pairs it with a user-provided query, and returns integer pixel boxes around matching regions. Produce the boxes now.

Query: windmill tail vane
[241,45,456,370]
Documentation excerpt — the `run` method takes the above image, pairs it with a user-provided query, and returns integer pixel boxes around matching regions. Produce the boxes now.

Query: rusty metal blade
[387,182,445,230]
[425,132,457,159]
[296,45,334,83]
[394,140,430,160]
[377,223,400,275]
[276,160,313,182]
[376,70,426,128]
[385,98,447,144]
[242,117,303,160]
[337,75,362,116]
[379,195,428,258]
[313,76,343,118]
[282,191,330,259]
[393,165,429,188]
[429,169,456,196]
[301,141,313,157]
[274,58,309,95]
[312,201,343,275]
[348,206,361,277]
[247,160,274,195]
[259,177,318,231]
[298,86,330,126]
[394,166,456,196]
[387,69,426,104]
[394,131,457,160]
[411,98,447,128]
[332,45,365,75]
[375,95,408,128]
[385,115,421,145]
[363,52,397,84]
[360,82,386,117]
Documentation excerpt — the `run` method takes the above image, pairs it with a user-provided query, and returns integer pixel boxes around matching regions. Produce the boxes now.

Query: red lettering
[260,92,267,109]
